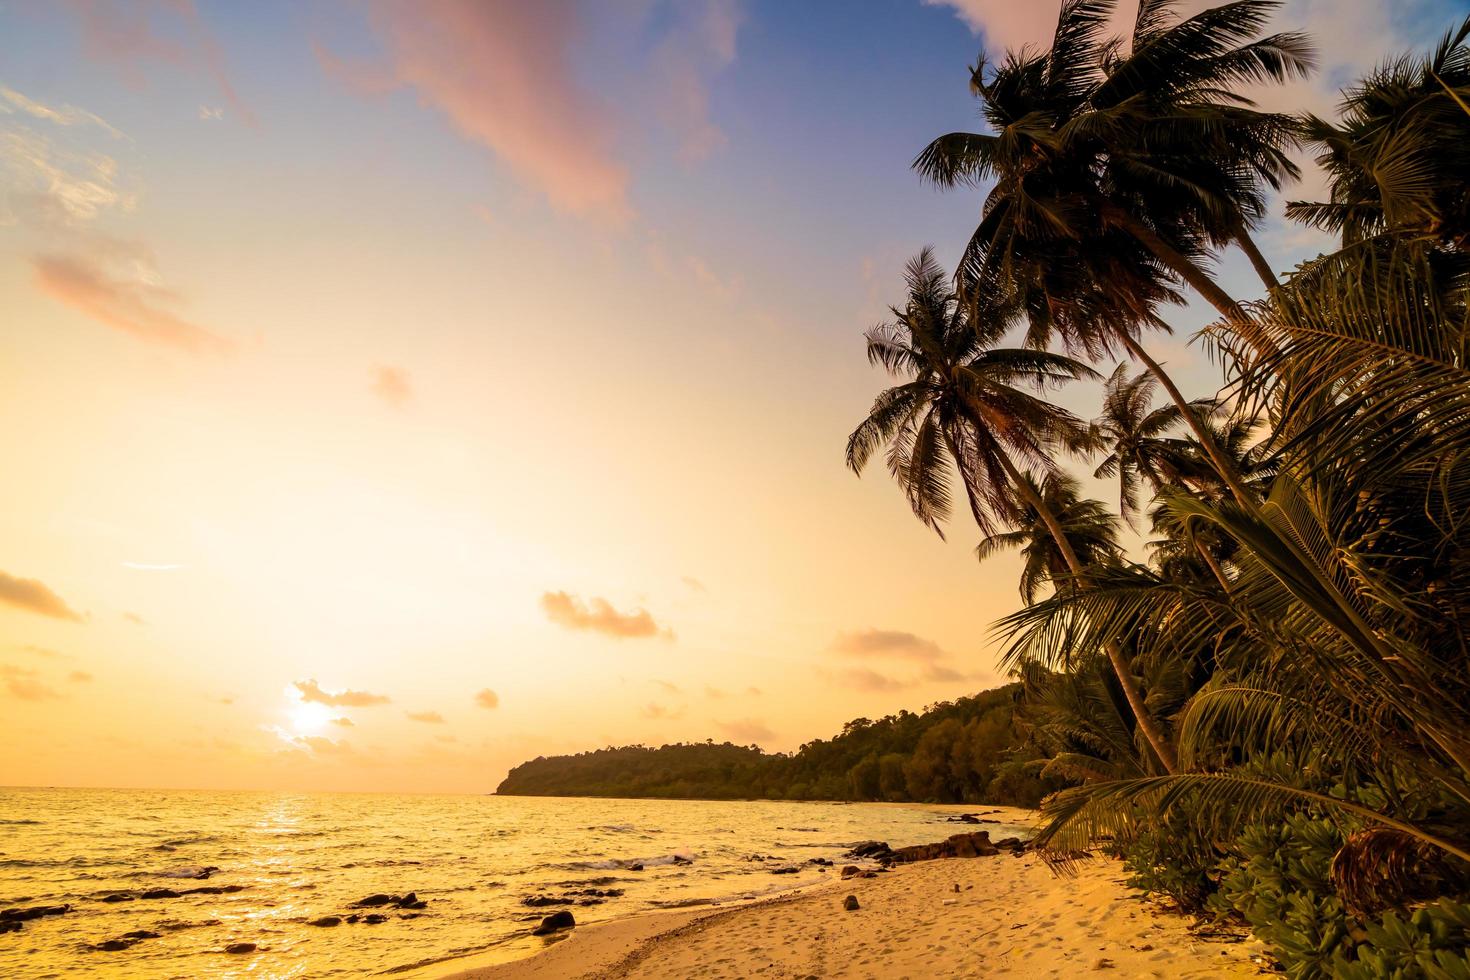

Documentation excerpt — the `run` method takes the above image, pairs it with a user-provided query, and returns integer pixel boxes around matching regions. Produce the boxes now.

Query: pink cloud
[344,0,630,222]
[32,251,233,354]
[58,0,256,125]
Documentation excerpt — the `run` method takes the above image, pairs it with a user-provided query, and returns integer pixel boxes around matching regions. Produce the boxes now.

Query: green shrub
[1333,899,1470,980]
[1208,814,1353,978]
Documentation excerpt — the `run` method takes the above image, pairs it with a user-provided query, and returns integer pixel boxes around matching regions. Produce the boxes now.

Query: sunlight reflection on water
[0,789,1033,979]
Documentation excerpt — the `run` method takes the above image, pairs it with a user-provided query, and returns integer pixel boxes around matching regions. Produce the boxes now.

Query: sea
[0,788,1034,979]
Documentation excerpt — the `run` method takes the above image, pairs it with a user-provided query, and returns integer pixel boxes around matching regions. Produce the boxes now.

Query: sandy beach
[444,852,1267,979]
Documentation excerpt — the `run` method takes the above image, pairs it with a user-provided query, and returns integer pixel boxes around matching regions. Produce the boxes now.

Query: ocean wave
[565,850,695,871]
[586,824,637,833]
[157,865,220,879]
[647,897,716,908]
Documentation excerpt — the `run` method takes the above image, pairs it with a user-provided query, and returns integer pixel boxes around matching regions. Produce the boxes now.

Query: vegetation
[846,0,1470,974]
[496,684,1064,806]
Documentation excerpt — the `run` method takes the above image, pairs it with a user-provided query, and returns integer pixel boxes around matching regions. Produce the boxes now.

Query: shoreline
[437,851,1268,979]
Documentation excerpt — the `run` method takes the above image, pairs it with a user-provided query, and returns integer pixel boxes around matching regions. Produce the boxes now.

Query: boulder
[95,939,133,951]
[807,858,833,866]
[308,916,341,928]
[0,921,22,934]
[1,905,70,922]
[532,910,576,936]
[141,889,181,900]
[888,832,1000,863]
[843,895,860,912]
[352,894,394,908]
[224,942,257,954]
[122,930,161,940]
[363,914,388,925]
[845,841,892,859]
[101,893,135,903]
[628,864,644,872]
[840,865,862,879]
[770,866,799,875]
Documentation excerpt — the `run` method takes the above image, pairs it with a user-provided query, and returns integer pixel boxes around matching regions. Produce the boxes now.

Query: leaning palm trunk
[985,435,1179,773]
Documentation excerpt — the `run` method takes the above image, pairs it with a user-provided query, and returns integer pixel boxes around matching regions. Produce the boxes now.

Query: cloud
[540,591,670,640]
[644,234,743,302]
[654,679,682,695]
[831,628,945,663]
[922,0,1071,52]
[475,688,500,710]
[293,678,391,707]
[823,667,913,693]
[297,735,352,755]
[122,611,146,625]
[198,105,223,121]
[0,129,128,223]
[56,0,256,125]
[331,0,629,221]
[67,670,93,683]
[717,717,774,744]
[370,364,413,408]
[745,686,762,696]
[0,86,126,139]
[681,575,707,593]
[820,663,984,692]
[0,570,84,622]
[650,0,743,163]
[32,250,233,354]
[1,665,64,701]
[406,710,446,724]
[122,561,184,571]
[704,685,726,699]
[331,716,355,727]
[640,701,686,720]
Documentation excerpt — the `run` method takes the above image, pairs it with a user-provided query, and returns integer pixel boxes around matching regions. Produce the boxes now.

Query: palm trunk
[1235,226,1279,294]
[990,450,1179,774]
[1195,539,1232,594]
[1100,204,1248,324]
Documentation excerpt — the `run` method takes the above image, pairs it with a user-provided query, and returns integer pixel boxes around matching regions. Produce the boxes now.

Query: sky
[1,0,1463,794]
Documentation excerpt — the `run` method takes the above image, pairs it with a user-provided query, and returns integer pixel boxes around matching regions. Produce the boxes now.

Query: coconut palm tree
[848,249,1179,771]
[1288,16,1470,249]
[1092,364,1215,523]
[976,471,1121,604]
[914,0,1312,508]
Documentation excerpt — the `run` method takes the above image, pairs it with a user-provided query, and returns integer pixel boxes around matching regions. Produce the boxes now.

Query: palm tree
[914,0,1312,508]
[1287,16,1470,249]
[976,471,1121,604]
[1092,363,1214,524]
[848,249,1178,771]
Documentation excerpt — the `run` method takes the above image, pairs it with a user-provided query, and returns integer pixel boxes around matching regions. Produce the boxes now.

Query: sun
[286,698,335,735]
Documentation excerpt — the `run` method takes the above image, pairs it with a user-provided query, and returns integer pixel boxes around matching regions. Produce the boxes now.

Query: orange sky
[1,0,1435,792]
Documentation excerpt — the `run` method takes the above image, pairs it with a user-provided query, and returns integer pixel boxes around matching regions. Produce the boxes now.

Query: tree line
[496,684,1065,807]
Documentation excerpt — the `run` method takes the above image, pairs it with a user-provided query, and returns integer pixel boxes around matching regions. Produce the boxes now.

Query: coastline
[438,851,1267,979]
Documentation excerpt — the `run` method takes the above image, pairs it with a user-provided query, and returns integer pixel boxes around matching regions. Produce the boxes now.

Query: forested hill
[495,684,1067,807]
